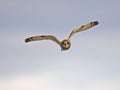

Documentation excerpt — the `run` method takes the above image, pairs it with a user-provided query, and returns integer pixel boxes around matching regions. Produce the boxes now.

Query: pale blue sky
[0,0,120,90]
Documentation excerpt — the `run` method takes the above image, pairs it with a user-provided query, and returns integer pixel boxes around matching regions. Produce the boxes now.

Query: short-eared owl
[25,21,99,51]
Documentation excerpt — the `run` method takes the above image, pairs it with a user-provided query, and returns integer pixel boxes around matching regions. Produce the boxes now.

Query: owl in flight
[25,21,99,51]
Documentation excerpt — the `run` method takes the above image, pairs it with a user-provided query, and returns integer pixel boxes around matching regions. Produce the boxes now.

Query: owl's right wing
[25,35,61,46]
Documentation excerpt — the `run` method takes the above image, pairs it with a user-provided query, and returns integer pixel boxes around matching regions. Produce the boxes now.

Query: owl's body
[25,21,99,51]
[60,40,71,51]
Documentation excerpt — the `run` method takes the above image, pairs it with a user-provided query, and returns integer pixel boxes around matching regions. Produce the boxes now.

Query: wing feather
[25,35,61,45]
[68,21,99,40]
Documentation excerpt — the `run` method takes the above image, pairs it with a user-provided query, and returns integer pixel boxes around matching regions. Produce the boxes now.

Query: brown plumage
[25,21,99,51]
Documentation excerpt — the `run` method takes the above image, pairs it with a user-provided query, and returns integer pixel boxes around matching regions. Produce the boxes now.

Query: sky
[0,0,120,90]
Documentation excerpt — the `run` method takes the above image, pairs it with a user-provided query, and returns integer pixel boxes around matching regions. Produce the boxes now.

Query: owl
[25,21,99,51]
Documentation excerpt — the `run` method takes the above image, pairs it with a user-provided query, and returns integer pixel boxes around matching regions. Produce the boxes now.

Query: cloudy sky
[0,0,120,90]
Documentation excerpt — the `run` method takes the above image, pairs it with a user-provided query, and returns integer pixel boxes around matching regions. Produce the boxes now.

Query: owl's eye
[62,42,65,44]
[67,42,70,44]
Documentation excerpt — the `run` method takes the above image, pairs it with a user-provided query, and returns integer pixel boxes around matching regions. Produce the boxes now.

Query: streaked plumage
[25,21,99,51]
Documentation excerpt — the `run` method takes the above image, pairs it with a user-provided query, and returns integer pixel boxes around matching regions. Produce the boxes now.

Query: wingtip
[25,38,30,43]
[94,21,99,25]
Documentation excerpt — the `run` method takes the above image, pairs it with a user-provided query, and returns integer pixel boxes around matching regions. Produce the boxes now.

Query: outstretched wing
[25,35,61,45]
[68,21,99,40]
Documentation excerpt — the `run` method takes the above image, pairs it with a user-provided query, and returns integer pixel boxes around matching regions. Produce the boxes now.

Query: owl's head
[61,39,71,51]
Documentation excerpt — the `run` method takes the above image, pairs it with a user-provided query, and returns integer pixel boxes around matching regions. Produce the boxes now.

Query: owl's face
[61,39,71,51]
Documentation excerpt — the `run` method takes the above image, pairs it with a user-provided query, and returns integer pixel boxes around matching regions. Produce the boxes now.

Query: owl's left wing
[68,21,99,40]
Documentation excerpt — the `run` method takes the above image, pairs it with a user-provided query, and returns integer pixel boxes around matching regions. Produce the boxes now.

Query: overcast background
[0,0,120,90]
